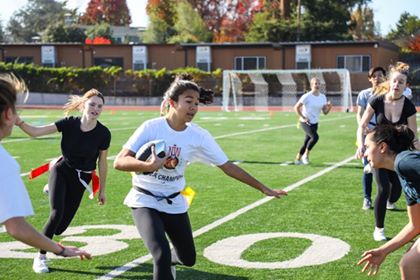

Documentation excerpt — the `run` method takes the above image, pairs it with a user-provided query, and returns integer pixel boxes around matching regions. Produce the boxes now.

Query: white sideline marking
[213,115,353,140]
[96,155,355,280]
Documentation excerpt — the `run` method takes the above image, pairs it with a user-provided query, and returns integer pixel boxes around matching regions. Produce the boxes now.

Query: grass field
[0,108,414,280]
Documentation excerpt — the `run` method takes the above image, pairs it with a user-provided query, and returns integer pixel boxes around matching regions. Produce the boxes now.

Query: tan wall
[148,45,185,69]
[1,45,41,64]
[57,46,84,67]
[0,42,400,92]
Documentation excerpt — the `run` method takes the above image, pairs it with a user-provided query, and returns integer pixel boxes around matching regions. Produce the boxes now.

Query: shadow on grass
[78,263,249,280]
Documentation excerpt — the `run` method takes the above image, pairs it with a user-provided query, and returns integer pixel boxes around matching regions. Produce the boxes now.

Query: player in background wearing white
[356,66,386,210]
[356,62,420,242]
[358,124,420,279]
[114,77,287,280]
[294,77,332,165]
[0,74,91,268]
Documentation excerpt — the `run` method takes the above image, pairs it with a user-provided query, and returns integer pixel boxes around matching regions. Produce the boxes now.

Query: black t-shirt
[369,95,416,125]
[55,116,111,171]
[394,151,420,206]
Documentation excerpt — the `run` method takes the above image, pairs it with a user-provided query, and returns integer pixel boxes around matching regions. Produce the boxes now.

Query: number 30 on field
[0,224,350,269]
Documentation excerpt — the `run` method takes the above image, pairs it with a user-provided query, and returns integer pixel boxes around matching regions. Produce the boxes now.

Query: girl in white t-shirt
[294,77,332,165]
[114,77,287,280]
[0,74,91,266]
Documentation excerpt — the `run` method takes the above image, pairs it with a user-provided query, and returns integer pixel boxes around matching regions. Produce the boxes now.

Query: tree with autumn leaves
[79,0,131,26]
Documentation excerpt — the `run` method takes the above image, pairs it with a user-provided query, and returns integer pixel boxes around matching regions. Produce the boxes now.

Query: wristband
[54,243,66,257]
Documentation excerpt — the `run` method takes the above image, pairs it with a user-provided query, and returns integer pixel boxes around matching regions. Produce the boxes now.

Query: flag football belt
[29,157,100,199]
[133,186,180,205]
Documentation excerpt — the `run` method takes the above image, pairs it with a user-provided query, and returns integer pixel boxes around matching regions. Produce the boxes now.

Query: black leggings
[299,122,319,155]
[40,160,89,254]
[373,168,402,228]
[131,207,196,280]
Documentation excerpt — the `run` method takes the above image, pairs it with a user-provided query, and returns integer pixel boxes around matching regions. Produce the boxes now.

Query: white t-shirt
[297,91,327,124]
[123,117,229,213]
[0,144,34,225]
[403,87,412,100]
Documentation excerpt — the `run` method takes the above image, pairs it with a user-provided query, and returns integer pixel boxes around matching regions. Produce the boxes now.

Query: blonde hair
[374,62,409,96]
[0,73,27,126]
[63,88,104,115]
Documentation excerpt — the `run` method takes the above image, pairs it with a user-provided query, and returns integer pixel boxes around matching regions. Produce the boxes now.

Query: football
[135,140,166,174]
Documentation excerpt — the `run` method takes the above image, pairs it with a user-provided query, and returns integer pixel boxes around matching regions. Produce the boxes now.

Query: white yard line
[19,115,353,177]
[213,115,354,139]
[96,155,354,280]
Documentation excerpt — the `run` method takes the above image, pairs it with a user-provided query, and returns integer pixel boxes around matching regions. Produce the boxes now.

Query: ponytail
[370,124,415,154]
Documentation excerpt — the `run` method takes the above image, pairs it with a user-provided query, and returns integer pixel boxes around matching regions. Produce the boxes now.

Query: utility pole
[296,0,301,41]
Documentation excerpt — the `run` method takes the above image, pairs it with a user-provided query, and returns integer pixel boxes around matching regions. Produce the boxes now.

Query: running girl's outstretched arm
[358,203,420,275]
[218,161,287,198]
[356,104,375,159]
[97,149,108,205]
[15,115,57,137]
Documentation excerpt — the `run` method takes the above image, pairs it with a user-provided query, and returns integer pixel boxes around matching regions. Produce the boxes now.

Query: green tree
[6,0,68,42]
[85,23,113,40]
[0,20,4,42]
[386,12,420,53]
[386,12,420,40]
[246,0,371,42]
[350,4,376,39]
[42,23,86,43]
[144,0,177,43]
[143,16,172,43]
[246,10,297,42]
[168,0,212,43]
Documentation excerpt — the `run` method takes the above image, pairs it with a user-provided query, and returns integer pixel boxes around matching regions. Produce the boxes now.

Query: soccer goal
[222,69,352,112]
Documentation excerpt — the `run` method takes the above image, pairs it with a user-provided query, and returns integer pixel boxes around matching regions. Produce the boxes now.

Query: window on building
[337,55,371,72]
[234,56,266,70]
[94,57,124,68]
[197,62,211,72]
[5,56,33,64]
[133,63,146,70]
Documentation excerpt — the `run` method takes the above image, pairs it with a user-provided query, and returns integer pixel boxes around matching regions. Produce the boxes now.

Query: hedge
[0,63,223,96]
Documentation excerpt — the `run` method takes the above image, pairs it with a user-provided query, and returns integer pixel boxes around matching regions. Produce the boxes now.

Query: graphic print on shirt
[164,144,181,170]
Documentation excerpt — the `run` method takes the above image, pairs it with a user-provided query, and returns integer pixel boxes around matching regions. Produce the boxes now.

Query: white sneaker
[302,156,310,165]
[373,227,387,241]
[362,198,372,210]
[386,201,397,210]
[171,265,176,280]
[363,164,372,174]
[294,160,303,165]
[33,254,49,273]
[43,184,49,195]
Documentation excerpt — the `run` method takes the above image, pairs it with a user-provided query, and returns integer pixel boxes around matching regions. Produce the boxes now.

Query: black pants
[298,122,319,155]
[131,207,196,280]
[373,168,402,228]
[40,160,89,254]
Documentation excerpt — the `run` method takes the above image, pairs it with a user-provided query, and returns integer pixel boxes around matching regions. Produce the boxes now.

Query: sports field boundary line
[96,155,355,280]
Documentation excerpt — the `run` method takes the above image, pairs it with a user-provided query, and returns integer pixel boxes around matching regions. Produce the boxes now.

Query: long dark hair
[369,124,415,154]
[164,73,214,104]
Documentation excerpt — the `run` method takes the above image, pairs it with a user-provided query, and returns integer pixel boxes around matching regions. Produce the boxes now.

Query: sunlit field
[1,108,413,280]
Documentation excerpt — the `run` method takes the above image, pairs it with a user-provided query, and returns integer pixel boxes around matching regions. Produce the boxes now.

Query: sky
[0,0,418,35]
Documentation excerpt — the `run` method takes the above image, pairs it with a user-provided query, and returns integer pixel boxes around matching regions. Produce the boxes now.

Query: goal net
[222,69,352,112]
